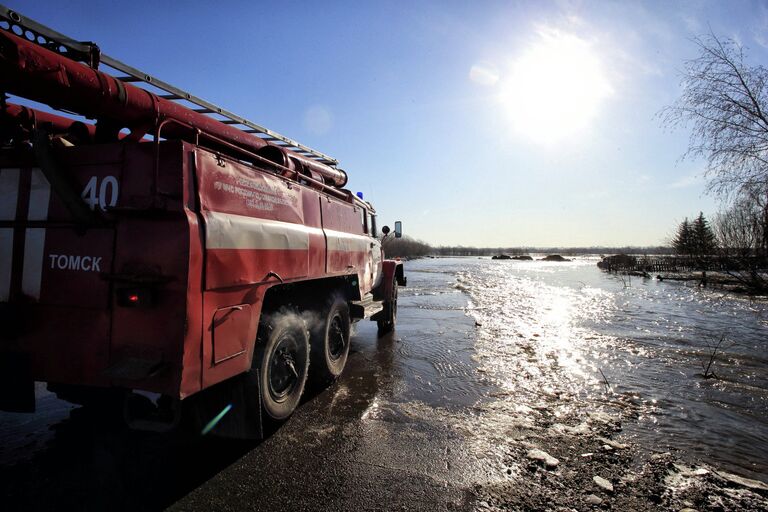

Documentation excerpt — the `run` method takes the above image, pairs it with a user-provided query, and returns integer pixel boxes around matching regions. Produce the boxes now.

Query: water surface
[401,256,768,482]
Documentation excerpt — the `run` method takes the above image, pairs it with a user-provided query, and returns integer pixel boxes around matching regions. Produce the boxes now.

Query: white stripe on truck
[204,211,318,250]
[324,229,370,253]
[204,212,372,254]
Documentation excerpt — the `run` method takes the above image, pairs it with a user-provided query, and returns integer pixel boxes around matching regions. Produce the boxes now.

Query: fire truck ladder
[0,4,339,167]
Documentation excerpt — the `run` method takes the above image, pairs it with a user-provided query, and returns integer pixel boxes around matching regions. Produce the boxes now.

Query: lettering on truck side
[48,254,102,272]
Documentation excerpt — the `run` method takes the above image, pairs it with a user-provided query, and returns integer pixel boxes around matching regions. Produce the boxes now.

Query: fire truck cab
[0,6,405,436]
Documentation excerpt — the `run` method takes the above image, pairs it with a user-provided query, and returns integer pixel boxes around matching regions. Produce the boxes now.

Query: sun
[499,29,612,145]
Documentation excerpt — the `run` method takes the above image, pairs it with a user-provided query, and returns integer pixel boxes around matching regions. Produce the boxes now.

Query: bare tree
[713,195,768,292]
[714,196,763,258]
[662,34,768,198]
[700,333,729,380]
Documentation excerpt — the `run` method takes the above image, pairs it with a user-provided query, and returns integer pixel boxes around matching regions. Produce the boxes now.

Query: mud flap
[185,368,264,440]
[0,353,35,412]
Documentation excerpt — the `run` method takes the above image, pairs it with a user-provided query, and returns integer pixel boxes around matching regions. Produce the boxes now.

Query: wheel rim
[268,333,301,403]
[327,314,347,361]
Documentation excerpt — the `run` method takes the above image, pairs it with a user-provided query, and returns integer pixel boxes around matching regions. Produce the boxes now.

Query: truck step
[349,294,384,320]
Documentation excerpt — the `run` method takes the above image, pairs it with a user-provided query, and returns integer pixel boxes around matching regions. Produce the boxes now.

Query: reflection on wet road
[0,386,260,510]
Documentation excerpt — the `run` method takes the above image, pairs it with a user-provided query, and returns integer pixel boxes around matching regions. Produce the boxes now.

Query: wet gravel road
[0,294,483,511]
[170,312,481,512]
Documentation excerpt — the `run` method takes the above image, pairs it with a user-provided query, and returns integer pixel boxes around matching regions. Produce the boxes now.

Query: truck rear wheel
[310,297,351,384]
[377,279,398,334]
[256,312,310,420]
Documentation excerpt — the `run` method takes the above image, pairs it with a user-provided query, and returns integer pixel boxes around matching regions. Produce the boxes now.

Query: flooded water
[400,256,768,482]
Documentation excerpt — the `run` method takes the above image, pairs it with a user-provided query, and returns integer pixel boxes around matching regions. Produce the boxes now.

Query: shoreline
[615,269,768,301]
[468,397,768,510]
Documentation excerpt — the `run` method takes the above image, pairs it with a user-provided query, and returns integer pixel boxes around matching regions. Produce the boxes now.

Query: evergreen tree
[692,212,717,255]
[673,218,694,255]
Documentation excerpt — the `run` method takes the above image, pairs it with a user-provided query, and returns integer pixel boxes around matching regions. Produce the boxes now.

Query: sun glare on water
[499,30,612,145]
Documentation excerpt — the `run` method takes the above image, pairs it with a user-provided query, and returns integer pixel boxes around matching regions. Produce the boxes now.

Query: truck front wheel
[377,279,398,334]
[256,312,310,420]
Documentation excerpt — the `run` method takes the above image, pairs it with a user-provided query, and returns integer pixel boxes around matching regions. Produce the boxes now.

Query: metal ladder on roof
[0,4,339,167]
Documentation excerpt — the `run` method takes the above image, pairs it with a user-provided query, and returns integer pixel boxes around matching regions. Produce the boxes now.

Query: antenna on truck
[0,4,339,167]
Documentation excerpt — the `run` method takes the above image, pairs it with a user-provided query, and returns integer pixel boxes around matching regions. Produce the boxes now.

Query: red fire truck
[0,6,405,436]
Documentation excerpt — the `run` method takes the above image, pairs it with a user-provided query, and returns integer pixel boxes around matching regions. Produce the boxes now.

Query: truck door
[368,213,383,290]
[321,197,376,292]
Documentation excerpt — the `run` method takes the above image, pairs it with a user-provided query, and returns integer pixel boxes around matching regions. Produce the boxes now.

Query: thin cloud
[752,4,768,49]
[636,174,652,185]
[469,62,500,86]
[303,105,333,135]
[680,14,702,34]
[667,173,703,189]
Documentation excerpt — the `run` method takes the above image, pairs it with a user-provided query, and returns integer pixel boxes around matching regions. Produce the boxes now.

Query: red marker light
[117,288,154,307]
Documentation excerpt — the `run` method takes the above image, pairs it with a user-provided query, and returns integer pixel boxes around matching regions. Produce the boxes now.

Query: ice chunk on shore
[593,475,614,492]
[597,436,628,449]
[526,448,559,468]
[585,494,603,505]
[716,471,768,492]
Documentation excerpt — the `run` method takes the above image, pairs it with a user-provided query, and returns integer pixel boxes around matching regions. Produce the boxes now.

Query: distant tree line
[430,245,671,257]
[381,235,671,260]
[381,235,432,258]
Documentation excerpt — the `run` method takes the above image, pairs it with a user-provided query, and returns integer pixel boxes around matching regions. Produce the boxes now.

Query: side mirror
[394,221,402,238]
[382,225,390,236]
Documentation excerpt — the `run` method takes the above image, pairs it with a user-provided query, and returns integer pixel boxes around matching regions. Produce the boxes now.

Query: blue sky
[7,0,768,246]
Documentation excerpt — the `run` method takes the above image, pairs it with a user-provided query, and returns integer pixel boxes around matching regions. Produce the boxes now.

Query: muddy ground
[1,296,766,511]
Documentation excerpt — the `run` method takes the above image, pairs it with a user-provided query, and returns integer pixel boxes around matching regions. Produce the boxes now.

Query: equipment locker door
[0,152,118,386]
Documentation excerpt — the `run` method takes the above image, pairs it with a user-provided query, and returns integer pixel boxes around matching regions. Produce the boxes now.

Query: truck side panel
[192,148,378,390]
[195,150,317,388]
[196,150,313,289]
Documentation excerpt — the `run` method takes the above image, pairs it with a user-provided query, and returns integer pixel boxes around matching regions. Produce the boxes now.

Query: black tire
[310,297,351,384]
[377,279,398,334]
[255,312,310,420]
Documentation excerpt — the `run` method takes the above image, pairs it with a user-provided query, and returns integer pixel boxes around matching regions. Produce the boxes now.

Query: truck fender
[379,260,405,302]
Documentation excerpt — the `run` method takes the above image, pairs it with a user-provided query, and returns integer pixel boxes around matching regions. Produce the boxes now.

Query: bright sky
[8,0,768,247]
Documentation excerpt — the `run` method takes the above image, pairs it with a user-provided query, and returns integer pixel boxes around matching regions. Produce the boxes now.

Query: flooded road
[1,256,767,511]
